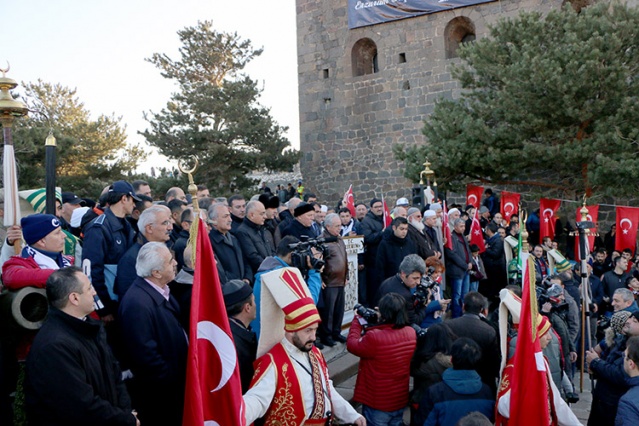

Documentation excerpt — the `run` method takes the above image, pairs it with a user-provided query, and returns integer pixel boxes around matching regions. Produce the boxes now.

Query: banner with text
[348,0,496,29]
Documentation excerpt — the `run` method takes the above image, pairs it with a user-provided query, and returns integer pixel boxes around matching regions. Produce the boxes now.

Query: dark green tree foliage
[395,3,639,197]
[11,80,144,196]
[142,21,299,192]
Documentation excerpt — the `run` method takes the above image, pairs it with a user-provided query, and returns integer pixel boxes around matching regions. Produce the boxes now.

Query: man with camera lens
[250,236,323,341]
[375,254,428,326]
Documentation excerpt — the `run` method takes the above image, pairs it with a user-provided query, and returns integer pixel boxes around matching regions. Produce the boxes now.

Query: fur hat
[294,202,314,217]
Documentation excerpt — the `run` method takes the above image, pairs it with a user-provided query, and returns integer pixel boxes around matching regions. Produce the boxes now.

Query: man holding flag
[496,232,580,426]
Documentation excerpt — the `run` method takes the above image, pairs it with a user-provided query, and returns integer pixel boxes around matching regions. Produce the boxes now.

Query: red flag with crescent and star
[509,254,551,425]
[183,217,245,426]
[500,191,520,224]
[466,184,484,209]
[615,206,639,255]
[539,198,561,241]
[342,184,356,217]
[443,201,453,250]
[575,205,599,262]
[469,208,486,253]
[382,194,392,228]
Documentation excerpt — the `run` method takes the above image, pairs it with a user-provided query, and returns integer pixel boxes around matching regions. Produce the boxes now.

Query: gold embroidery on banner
[266,362,297,426]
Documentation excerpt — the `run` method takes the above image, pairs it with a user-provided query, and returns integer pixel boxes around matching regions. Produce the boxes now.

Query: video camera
[287,236,335,279]
[413,266,437,308]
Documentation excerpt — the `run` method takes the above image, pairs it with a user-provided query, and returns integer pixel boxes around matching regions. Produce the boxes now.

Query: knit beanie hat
[21,214,61,245]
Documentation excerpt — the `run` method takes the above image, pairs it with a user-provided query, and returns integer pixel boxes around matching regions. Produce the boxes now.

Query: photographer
[250,235,322,340]
[347,293,417,426]
[419,260,451,329]
[376,254,427,325]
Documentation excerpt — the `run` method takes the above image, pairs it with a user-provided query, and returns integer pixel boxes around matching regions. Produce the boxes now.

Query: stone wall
[296,0,562,206]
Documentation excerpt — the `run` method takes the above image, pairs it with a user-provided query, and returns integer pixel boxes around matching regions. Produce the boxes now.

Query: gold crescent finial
[177,157,198,175]
[0,61,10,78]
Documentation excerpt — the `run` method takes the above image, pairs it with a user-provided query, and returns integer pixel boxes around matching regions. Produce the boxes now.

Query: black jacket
[229,318,257,393]
[209,228,252,284]
[445,314,500,392]
[376,274,426,325]
[82,208,136,315]
[26,308,135,426]
[361,211,384,266]
[408,224,438,260]
[118,277,188,426]
[236,218,275,273]
[282,219,315,241]
[376,232,417,281]
[230,213,243,235]
[172,229,190,272]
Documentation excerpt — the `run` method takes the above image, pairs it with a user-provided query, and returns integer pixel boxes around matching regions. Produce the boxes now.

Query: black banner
[348,0,496,29]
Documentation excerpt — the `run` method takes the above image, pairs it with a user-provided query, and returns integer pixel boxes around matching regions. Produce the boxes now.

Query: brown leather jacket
[320,230,348,287]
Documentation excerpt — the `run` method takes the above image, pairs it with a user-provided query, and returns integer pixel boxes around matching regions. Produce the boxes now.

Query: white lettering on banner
[355,0,407,11]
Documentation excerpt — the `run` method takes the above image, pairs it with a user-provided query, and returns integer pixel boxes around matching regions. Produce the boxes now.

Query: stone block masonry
[296,0,562,206]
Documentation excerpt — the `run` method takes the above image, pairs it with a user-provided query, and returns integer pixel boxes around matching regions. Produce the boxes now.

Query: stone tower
[296,0,561,205]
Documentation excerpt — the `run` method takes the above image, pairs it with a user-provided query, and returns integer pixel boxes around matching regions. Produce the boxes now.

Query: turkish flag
[443,201,453,250]
[466,184,484,209]
[539,198,561,241]
[382,194,392,228]
[342,184,356,217]
[500,191,520,224]
[469,208,486,253]
[509,254,551,425]
[615,206,639,255]
[183,218,245,426]
[574,205,599,262]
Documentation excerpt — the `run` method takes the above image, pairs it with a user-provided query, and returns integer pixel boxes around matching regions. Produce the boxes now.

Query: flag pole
[575,196,595,393]
[0,63,28,255]
[178,156,200,266]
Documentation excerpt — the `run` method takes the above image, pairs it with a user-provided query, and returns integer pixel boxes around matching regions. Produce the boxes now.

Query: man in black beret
[223,279,257,393]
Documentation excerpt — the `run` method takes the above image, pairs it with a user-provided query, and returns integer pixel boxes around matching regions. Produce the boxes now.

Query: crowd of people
[0,181,637,425]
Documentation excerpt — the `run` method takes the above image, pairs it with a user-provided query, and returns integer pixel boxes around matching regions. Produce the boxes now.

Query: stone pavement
[324,335,592,425]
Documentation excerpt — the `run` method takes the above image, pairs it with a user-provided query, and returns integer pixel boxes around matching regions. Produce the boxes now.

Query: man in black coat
[445,292,500,393]
[222,280,257,393]
[375,254,427,325]
[236,200,276,273]
[376,217,417,281]
[361,198,385,305]
[445,218,473,318]
[228,195,246,235]
[26,267,138,426]
[118,242,188,426]
[281,202,316,241]
[481,222,507,303]
[209,202,252,284]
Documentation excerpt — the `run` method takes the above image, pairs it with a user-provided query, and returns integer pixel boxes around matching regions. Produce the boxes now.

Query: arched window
[444,17,476,59]
[351,38,379,77]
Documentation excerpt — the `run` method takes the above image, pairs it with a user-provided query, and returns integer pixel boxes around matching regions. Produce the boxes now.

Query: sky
[0,0,299,174]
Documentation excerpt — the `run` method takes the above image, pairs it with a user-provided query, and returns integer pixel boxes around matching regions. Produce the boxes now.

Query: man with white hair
[118,242,187,426]
[115,205,173,299]
[407,207,438,260]
[237,200,276,273]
